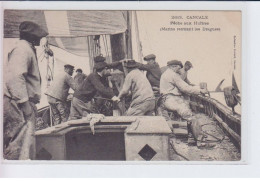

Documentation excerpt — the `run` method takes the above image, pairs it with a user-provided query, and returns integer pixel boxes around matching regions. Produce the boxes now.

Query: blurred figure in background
[179,61,194,86]
[74,68,87,88]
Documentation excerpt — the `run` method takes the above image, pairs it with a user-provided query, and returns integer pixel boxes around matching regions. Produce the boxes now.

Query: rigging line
[87,37,93,72]
[134,11,143,63]
[104,36,110,62]
[105,36,111,63]
[102,35,108,60]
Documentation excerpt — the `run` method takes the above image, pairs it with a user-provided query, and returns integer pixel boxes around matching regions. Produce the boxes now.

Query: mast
[126,11,133,59]
[134,11,143,63]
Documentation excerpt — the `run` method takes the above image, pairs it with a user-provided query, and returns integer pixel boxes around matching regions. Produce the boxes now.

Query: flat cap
[167,60,183,68]
[185,61,193,68]
[94,62,108,70]
[125,60,139,68]
[64,64,75,69]
[94,55,106,63]
[144,54,156,61]
[19,21,48,38]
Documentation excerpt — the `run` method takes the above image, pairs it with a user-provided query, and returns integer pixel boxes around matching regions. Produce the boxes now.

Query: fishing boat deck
[169,113,240,161]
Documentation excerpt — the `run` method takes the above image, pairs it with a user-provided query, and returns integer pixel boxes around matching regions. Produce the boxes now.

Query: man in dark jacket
[137,54,162,94]
[69,61,119,120]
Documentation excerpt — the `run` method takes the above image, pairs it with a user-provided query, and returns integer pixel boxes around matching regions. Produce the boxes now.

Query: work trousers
[47,96,68,125]
[126,99,155,116]
[69,97,95,120]
[3,96,37,160]
[161,95,193,121]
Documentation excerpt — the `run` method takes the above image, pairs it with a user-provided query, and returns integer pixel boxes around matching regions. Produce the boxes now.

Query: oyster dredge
[3,10,241,161]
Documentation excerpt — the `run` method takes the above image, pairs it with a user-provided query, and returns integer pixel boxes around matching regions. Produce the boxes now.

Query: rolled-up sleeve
[6,48,30,103]
[174,74,200,95]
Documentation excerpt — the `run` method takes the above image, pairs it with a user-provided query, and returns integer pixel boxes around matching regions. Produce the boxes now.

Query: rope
[102,35,109,62]
[169,140,189,161]
[105,35,111,62]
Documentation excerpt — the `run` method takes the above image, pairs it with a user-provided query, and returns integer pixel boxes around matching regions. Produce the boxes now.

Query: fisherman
[3,21,48,160]
[136,54,162,95]
[160,60,208,122]
[92,55,122,110]
[117,60,155,116]
[93,55,122,85]
[74,68,87,88]
[179,61,194,86]
[69,61,119,120]
[46,64,77,125]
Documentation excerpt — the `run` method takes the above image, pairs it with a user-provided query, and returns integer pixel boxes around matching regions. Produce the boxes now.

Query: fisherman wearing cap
[93,55,122,85]
[117,60,155,116]
[92,55,123,109]
[136,54,162,92]
[3,21,48,160]
[160,60,208,122]
[179,61,194,86]
[69,61,119,120]
[46,64,77,125]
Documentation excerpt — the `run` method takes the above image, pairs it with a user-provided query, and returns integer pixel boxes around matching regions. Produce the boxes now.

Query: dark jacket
[74,73,87,89]
[137,62,162,88]
[73,72,114,103]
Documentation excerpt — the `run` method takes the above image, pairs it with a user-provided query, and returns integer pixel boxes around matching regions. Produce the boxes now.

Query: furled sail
[4,10,127,57]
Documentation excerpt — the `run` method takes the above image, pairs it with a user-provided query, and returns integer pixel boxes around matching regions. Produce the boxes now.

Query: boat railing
[183,93,241,148]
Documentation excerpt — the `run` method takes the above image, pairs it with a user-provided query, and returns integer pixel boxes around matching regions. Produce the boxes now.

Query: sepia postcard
[2,8,242,163]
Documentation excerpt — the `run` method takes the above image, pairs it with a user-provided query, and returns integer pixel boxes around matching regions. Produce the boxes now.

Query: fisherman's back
[46,71,75,101]
[125,69,154,107]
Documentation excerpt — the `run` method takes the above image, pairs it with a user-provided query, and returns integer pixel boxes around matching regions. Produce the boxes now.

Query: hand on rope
[111,96,120,102]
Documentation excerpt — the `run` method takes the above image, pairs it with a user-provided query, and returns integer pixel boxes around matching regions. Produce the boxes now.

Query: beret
[125,60,139,68]
[94,62,108,70]
[185,61,193,68]
[144,54,156,61]
[167,60,183,68]
[94,55,106,63]
[64,64,75,69]
[19,21,48,38]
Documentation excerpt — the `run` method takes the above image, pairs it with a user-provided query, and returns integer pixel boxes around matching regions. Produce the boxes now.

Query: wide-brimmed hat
[144,54,156,61]
[64,64,75,70]
[124,60,139,68]
[167,60,183,68]
[94,62,108,70]
[19,21,48,38]
[185,61,193,68]
[94,55,106,63]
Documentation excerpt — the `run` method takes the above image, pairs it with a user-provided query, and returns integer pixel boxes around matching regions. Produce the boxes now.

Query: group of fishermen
[3,21,208,160]
[45,52,209,124]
